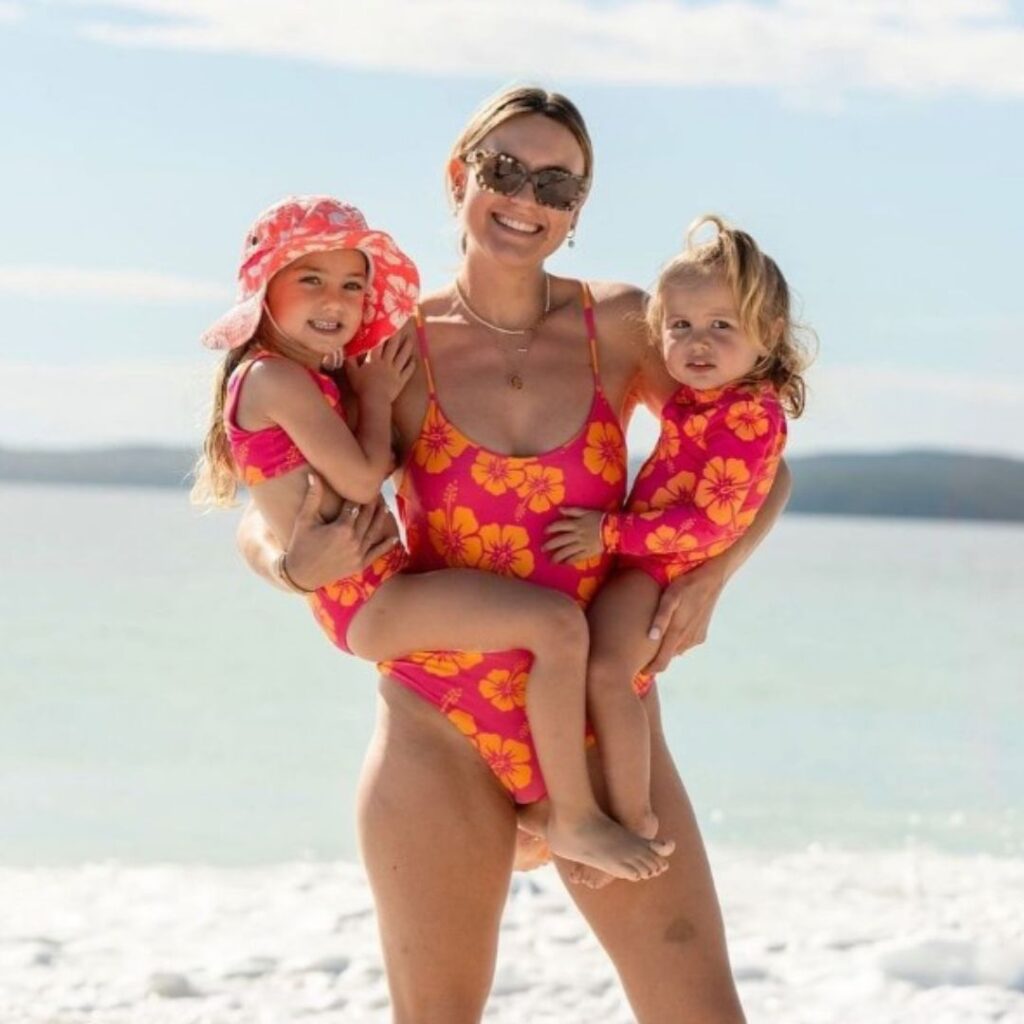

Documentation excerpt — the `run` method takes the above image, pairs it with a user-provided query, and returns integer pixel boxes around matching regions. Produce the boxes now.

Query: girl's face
[264,249,368,363]
[660,273,764,390]
[452,113,587,268]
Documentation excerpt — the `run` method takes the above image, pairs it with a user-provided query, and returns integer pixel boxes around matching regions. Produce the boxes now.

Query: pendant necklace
[454,274,551,390]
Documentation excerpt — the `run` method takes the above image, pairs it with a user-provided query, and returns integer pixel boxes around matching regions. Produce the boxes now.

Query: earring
[567,226,576,249]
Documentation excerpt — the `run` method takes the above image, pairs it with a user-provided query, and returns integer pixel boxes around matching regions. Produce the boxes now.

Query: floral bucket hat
[201,195,420,358]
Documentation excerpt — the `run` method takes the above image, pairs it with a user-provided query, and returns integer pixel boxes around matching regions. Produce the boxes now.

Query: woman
[238,87,790,1023]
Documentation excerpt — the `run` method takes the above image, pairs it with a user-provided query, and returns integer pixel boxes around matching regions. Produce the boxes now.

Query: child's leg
[346,570,674,882]
[585,569,663,837]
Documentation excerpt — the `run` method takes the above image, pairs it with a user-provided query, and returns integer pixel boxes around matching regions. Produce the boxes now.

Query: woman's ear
[447,158,467,208]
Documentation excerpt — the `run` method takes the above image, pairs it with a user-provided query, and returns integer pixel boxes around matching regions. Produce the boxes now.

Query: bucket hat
[201,195,419,358]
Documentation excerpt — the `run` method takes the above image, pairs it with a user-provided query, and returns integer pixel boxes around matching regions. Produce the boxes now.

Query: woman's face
[453,113,588,268]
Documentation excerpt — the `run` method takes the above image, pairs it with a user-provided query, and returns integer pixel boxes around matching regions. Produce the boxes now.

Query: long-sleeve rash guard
[602,380,786,586]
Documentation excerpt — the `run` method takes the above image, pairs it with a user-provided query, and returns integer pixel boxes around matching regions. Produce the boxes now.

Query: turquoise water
[2,483,1021,865]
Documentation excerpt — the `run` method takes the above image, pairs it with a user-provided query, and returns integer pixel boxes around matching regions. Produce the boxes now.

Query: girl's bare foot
[546,811,674,882]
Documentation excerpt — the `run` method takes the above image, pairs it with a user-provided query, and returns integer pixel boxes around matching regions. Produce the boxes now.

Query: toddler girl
[547,214,811,855]
[192,195,673,881]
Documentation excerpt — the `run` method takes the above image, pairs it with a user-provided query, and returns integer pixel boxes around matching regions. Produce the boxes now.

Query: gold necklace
[454,275,551,389]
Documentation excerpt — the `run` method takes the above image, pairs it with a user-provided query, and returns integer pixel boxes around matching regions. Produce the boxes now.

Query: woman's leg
[585,569,662,837]
[347,570,672,880]
[357,678,516,1024]
[558,686,746,1024]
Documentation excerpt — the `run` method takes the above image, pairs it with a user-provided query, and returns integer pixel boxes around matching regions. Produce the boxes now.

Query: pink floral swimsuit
[380,284,646,805]
[603,381,787,585]
[224,352,409,654]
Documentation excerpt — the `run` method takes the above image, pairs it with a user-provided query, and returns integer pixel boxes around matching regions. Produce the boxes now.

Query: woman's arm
[236,472,401,592]
[644,458,791,672]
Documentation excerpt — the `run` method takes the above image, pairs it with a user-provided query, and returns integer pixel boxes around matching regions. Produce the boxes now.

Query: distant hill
[2,445,1023,523]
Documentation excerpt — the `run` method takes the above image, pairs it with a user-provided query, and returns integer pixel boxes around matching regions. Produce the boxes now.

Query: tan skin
[237,112,792,1022]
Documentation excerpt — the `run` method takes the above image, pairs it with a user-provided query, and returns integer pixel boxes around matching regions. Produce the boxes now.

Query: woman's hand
[543,508,605,564]
[345,332,416,401]
[284,473,401,590]
[644,557,727,673]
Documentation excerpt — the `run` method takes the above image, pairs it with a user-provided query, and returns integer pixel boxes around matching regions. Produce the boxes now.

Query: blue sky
[1,0,1022,457]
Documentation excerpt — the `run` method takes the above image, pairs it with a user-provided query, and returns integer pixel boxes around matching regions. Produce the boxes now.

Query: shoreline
[3,846,1023,1023]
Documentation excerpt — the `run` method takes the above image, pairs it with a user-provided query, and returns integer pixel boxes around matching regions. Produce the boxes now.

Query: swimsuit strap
[580,282,601,382]
[413,306,436,397]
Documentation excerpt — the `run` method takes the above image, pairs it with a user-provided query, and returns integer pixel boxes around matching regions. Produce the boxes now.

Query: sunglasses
[463,149,589,212]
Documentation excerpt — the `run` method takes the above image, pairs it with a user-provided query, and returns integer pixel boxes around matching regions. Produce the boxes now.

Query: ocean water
[2,483,1022,866]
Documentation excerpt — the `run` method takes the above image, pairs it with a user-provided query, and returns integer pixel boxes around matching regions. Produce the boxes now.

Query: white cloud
[67,0,1024,100]
[0,3,24,22]
[0,266,230,304]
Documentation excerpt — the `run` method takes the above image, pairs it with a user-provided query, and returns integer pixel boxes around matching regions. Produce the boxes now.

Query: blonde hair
[647,214,814,418]
[446,86,594,210]
[189,339,259,508]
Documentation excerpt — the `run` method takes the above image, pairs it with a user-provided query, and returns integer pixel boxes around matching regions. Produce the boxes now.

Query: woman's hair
[189,338,259,508]
[646,215,815,418]
[445,85,594,208]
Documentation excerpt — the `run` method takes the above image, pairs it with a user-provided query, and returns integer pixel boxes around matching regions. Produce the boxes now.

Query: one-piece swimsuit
[380,283,651,805]
[224,351,409,654]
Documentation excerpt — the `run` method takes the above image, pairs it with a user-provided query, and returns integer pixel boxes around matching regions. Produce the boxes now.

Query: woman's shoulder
[586,279,647,316]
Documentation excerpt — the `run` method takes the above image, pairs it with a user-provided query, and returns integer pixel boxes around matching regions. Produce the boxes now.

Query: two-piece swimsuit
[381,283,651,804]
[224,352,408,654]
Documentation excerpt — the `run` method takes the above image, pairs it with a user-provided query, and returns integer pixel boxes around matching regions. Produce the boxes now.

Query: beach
[4,848,1024,1023]
[3,484,1023,1021]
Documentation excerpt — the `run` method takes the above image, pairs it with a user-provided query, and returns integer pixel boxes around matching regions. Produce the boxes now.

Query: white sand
[3,846,1023,1023]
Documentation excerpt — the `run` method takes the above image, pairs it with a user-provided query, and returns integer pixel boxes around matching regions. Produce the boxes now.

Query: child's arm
[547,397,786,564]
[243,335,414,505]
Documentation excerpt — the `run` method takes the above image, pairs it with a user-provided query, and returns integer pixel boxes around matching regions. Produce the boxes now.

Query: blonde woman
[239,87,790,1023]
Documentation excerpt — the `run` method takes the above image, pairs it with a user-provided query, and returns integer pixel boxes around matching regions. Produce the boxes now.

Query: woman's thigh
[357,676,518,1024]
[558,687,745,1024]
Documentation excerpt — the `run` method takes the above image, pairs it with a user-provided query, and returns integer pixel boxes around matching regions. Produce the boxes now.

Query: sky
[1,0,1023,459]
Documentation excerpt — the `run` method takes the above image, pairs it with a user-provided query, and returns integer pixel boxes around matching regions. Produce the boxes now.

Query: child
[546,214,811,858]
[192,195,673,882]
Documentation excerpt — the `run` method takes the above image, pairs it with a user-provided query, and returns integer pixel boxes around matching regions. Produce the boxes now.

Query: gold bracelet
[273,552,313,595]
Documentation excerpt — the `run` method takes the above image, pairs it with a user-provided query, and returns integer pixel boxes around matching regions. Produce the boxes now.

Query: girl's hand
[284,473,401,590]
[644,557,726,673]
[345,332,416,401]
[542,508,605,564]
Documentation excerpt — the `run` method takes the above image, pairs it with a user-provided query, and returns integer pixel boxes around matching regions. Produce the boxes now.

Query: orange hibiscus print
[479,667,528,711]
[475,733,533,793]
[682,413,709,450]
[321,576,369,607]
[478,524,535,578]
[413,405,470,473]
[447,709,478,736]
[515,464,566,514]
[576,576,599,605]
[427,504,484,567]
[470,452,525,496]
[582,422,625,484]
[640,420,680,478]
[650,469,696,509]
[695,457,752,525]
[725,400,770,442]
[408,650,485,677]
[644,526,698,556]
